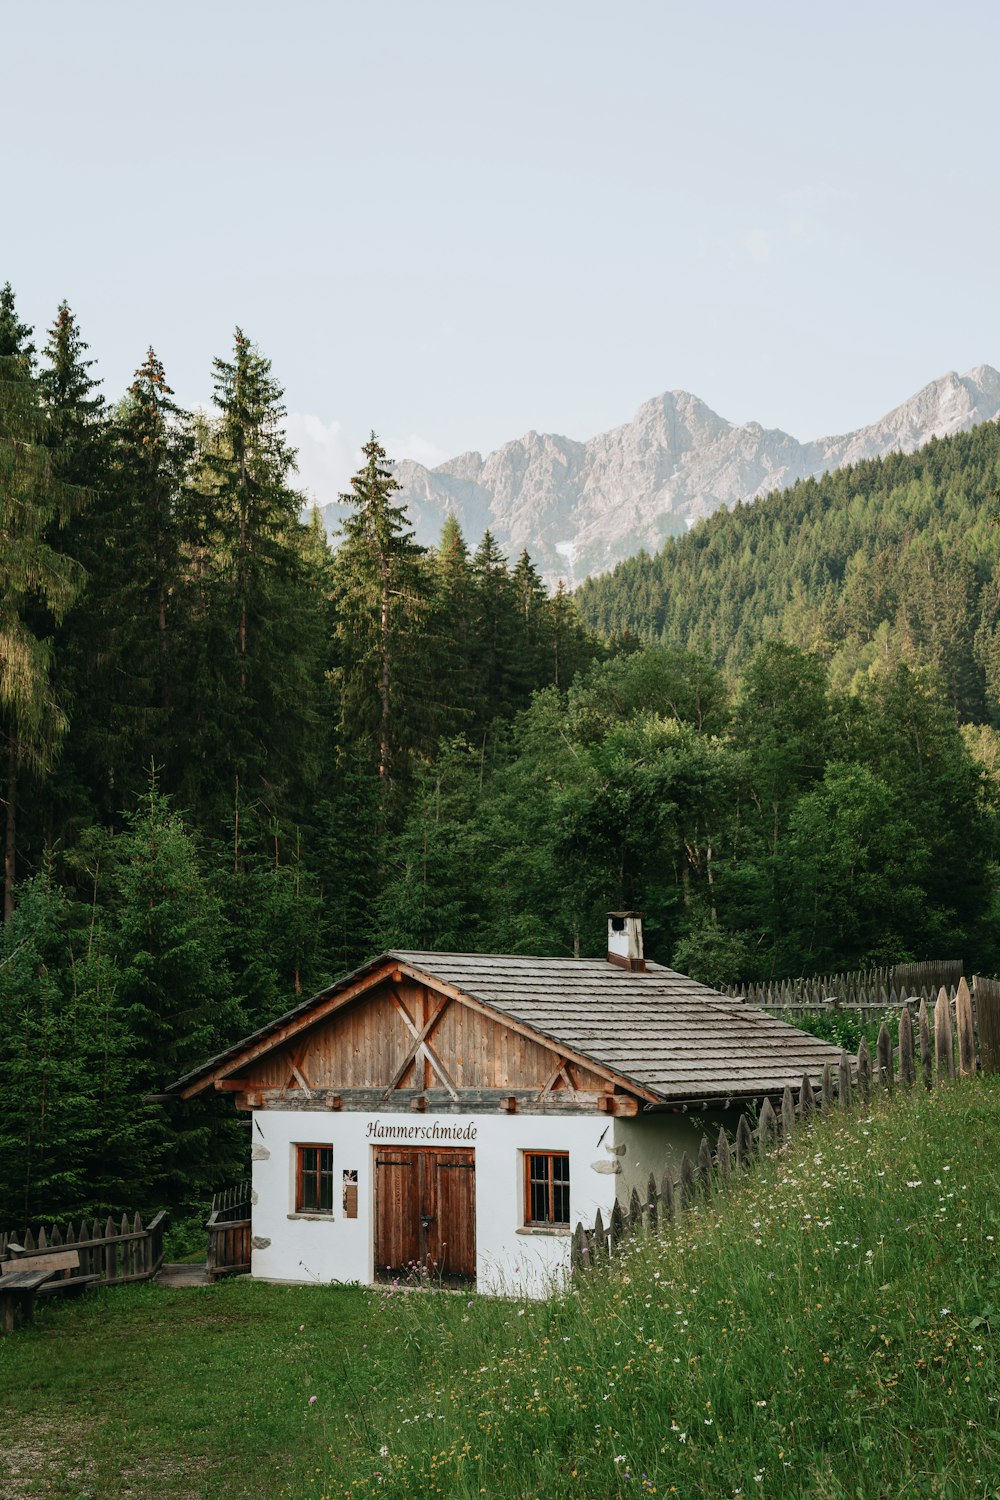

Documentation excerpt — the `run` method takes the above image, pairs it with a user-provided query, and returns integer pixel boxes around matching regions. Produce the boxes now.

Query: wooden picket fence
[206,1182,251,1279]
[721,959,966,1017]
[571,977,1000,1274]
[0,1210,166,1284]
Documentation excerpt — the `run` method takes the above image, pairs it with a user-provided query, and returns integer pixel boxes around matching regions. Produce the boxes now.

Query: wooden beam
[289,1064,313,1094]
[241,1086,615,1115]
[385,991,458,1100]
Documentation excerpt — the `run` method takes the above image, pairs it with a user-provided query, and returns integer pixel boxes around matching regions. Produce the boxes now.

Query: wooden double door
[374,1147,476,1284]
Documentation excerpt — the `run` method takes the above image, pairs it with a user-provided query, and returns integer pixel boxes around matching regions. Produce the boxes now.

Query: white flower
[379,1445,389,1457]
[614,1455,627,1464]
[756,1399,767,1407]
[940,1307,951,1316]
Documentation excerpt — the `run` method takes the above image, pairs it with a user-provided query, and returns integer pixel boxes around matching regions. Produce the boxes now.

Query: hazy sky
[5,0,999,508]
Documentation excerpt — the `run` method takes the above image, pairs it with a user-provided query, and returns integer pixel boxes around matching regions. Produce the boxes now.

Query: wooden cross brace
[385,990,459,1099]
[537,1057,576,1100]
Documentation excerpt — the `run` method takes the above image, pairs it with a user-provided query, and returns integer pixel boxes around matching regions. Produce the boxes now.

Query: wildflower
[299,1324,305,1331]
[308,1396,317,1405]
[614,1455,627,1464]
[756,1399,767,1407]
[379,1445,389,1457]
[940,1307,951,1316]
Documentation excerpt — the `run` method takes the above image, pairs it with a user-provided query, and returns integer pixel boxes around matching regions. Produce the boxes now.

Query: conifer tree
[56,349,192,831]
[0,284,86,919]
[38,301,107,487]
[332,434,428,790]
[192,330,325,837]
[429,513,476,735]
[469,529,519,727]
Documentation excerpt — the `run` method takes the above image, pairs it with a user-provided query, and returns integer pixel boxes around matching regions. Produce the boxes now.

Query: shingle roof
[391,950,844,1102]
[169,947,845,1104]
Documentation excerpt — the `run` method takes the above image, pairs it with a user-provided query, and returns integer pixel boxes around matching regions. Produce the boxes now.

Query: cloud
[284,412,356,509]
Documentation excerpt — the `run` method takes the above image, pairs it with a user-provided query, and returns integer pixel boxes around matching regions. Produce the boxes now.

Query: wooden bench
[0,1271,56,1333]
[0,1250,100,1332]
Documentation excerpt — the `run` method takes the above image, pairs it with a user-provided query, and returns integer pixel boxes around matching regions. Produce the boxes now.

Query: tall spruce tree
[56,349,192,831]
[0,284,86,919]
[332,434,428,793]
[191,329,325,839]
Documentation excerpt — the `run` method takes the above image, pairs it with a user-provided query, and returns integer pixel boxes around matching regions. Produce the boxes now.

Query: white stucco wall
[613,1113,707,1206]
[248,1109,622,1298]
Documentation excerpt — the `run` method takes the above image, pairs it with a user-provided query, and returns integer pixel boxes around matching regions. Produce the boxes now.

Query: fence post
[716,1127,732,1189]
[735,1114,753,1170]
[955,977,977,1077]
[571,1222,588,1271]
[838,1051,852,1109]
[659,1169,675,1223]
[876,1023,894,1094]
[593,1209,608,1261]
[629,1187,643,1234]
[610,1199,626,1249]
[781,1085,796,1141]
[857,1039,872,1105]
[821,1063,834,1112]
[646,1172,659,1231]
[918,998,933,1089]
[976,977,1000,1074]
[934,987,955,1081]
[698,1136,713,1192]
[800,1073,816,1119]
[679,1152,696,1208]
[898,1007,915,1087]
[758,1097,777,1154]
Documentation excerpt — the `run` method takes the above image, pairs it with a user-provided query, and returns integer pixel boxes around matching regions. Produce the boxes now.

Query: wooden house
[169,915,844,1295]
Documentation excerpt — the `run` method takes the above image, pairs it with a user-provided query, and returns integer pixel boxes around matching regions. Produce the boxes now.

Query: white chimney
[607,912,645,972]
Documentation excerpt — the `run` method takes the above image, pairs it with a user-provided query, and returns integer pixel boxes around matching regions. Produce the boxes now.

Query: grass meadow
[1,1076,999,1499]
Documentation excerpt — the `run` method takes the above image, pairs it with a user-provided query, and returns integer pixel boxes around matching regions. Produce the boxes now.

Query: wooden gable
[202,964,630,1113]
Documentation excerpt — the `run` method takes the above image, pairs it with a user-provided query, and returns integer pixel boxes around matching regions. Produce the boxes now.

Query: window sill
[516,1225,571,1237]
[287,1212,335,1221]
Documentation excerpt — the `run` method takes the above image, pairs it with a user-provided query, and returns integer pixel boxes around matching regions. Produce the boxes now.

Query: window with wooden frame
[523,1151,570,1227]
[295,1144,334,1214]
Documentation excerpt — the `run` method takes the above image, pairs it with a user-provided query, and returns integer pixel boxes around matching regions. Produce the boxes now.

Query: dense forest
[3,280,999,1228]
[577,422,1000,723]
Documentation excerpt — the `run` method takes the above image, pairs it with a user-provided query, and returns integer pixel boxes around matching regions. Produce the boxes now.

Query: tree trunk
[379,555,391,783]
[4,739,17,924]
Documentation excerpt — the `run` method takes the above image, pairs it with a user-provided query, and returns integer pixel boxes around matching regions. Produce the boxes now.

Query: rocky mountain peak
[321,365,1000,587]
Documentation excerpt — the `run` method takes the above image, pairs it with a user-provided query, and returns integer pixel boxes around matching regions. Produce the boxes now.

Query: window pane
[318,1148,333,1213]
[298,1145,333,1213]
[525,1152,569,1225]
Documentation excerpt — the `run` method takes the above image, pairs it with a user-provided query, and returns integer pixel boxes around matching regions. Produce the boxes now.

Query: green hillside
[577,421,1000,722]
[4,1076,997,1498]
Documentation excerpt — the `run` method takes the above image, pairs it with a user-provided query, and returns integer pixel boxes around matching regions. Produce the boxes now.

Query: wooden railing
[0,1212,166,1284]
[721,959,967,1015]
[206,1182,251,1280]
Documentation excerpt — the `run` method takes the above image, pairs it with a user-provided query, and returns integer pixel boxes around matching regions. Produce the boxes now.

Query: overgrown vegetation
[2,1077,997,1498]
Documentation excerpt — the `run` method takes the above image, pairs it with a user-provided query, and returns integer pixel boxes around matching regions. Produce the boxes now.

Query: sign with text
[365,1119,478,1143]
